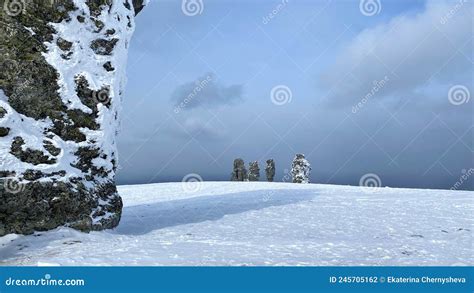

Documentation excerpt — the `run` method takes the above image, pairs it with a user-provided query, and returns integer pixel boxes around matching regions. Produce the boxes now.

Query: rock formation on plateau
[0,0,145,236]
[265,159,275,182]
[248,161,260,181]
[291,154,311,184]
[231,158,248,181]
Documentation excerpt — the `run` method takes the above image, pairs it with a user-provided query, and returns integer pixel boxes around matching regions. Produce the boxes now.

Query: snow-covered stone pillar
[291,154,311,184]
[265,159,275,182]
[0,0,145,236]
[248,161,260,181]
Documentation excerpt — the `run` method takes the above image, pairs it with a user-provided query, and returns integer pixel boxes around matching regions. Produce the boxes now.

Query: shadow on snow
[0,188,317,263]
[114,188,318,235]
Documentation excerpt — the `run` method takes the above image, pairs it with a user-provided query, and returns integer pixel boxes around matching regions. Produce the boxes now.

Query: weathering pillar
[0,0,145,236]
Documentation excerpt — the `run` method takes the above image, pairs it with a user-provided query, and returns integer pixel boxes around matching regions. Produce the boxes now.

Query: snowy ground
[0,182,472,266]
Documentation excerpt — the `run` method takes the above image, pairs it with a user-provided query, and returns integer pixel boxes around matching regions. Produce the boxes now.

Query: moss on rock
[0,0,144,236]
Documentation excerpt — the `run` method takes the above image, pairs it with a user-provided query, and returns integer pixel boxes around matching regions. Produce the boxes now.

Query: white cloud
[320,0,473,106]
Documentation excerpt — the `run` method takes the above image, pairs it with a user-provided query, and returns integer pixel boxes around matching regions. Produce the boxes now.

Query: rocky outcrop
[291,154,311,184]
[265,159,275,182]
[248,161,260,181]
[0,0,145,236]
[230,158,248,181]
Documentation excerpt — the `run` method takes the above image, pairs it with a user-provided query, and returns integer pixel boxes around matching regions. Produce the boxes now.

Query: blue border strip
[0,266,472,292]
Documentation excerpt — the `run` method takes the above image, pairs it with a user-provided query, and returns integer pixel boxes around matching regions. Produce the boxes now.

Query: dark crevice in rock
[92,19,105,33]
[10,137,56,165]
[57,37,74,59]
[67,109,99,129]
[0,106,7,118]
[75,74,111,108]
[86,0,112,18]
[57,37,72,51]
[103,61,115,71]
[43,140,61,156]
[124,1,131,10]
[105,28,116,36]
[90,38,118,55]
[22,169,66,181]
[50,117,87,142]
[72,147,109,179]
[0,127,10,137]
[0,171,16,178]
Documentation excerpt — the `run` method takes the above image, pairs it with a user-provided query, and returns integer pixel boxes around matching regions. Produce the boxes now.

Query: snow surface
[0,182,472,266]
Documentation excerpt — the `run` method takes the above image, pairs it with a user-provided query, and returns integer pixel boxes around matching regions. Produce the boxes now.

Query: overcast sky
[116,0,473,190]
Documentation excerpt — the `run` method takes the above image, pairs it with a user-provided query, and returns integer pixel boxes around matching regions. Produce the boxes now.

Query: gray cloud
[320,0,473,107]
[171,73,244,112]
[167,117,227,141]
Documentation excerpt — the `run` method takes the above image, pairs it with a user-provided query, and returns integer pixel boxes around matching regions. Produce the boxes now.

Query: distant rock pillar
[265,159,275,182]
[231,158,248,181]
[248,161,260,181]
[291,154,311,184]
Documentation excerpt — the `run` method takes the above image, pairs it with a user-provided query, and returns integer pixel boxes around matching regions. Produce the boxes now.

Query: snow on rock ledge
[0,0,145,236]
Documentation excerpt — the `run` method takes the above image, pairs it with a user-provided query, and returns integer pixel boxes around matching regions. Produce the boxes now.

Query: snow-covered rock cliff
[0,0,145,236]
